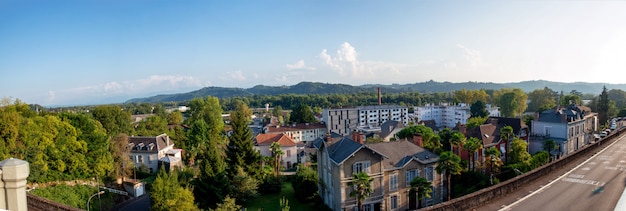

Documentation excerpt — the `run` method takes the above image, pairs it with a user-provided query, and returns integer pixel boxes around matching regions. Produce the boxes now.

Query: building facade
[415,103,500,130]
[128,133,183,173]
[529,104,597,157]
[323,105,409,136]
[314,133,443,211]
[264,122,327,147]
[254,133,298,168]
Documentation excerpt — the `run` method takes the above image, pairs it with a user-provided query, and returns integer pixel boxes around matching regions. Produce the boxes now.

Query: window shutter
[365,161,371,173]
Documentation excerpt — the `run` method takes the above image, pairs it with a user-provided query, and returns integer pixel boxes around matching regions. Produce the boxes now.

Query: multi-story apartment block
[415,103,500,130]
[529,104,597,157]
[314,132,442,211]
[264,122,327,147]
[323,105,409,136]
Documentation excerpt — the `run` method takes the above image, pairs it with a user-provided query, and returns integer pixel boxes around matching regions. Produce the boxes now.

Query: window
[287,150,291,157]
[406,169,419,187]
[353,161,371,174]
[425,167,434,181]
[390,195,398,210]
[138,155,143,163]
[389,173,398,191]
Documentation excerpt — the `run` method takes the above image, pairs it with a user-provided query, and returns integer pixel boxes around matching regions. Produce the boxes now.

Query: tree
[495,89,528,117]
[211,195,241,211]
[270,142,284,176]
[527,87,557,112]
[91,105,132,136]
[500,126,514,164]
[435,151,462,201]
[230,166,259,202]
[498,93,518,117]
[59,112,113,178]
[397,125,440,152]
[463,137,482,171]
[484,147,503,185]
[133,115,168,136]
[561,94,582,106]
[438,128,453,154]
[150,169,198,211]
[348,172,373,211]
[167,111,184,125]
[599,86,610,125]
[509,138,531,165]
[292,165,318,202]
[470,100,489,118]
[289,103,316,123]
[543,139,558,155]
[449,132,466,155]
[409,177,432,209]
[227,101,262,180]
[191,120,231,208]
[110,134,132,183]
[466,116,487,130]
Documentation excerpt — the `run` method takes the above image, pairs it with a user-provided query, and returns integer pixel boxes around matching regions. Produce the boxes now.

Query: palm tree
[435,151,462,201]
[410,177,432,209]
[348,172,373,211]
[270,142,284,177]
[500,126,514,164]
[463,137,483,171]
[449,132,466,155]
[484,147,503,185]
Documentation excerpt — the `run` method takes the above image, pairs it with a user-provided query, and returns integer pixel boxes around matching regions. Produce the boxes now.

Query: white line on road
[498,136,624,211]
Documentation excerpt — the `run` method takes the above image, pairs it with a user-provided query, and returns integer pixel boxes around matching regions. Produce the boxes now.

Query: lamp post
[87,190,105,211]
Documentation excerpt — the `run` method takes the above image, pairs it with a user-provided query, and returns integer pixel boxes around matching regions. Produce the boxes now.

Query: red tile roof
[254,133,297,146]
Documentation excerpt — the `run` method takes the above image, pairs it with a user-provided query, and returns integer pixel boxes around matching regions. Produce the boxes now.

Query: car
[601,132,607,137]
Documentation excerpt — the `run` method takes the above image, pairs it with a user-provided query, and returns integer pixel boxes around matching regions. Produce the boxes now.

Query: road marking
[498,136,623,211]
[582,167,591,171]
[589,162,597,165]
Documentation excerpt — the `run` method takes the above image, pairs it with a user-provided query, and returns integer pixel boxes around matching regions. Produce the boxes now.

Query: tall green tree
[409,177,432,209]
[500,126,514,164]
[348,172,373,211]
[397,125,441,152]
[484,147,503,185]
[289,103,316,123]
[59,112,113,178]
[191,119,231,208]
[230,166,259,202]
[527,87,557,112]
[133,115,168,136]
[435,151,462,201]
[270,142,284,176]
[151,169,198,211]
[599,86,610,125]
[449,132,466,155]
[463,137,482,171]
[227,101,262,180]
[470,100,489,118]
[211,196,241,211]
[509,138,531,165]
[292,165,319,202]
[110,134,132,183]
[495,88,528,117]
[91,105,132,136]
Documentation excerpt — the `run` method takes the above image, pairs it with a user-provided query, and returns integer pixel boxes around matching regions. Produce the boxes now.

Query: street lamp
[87,190,105,211]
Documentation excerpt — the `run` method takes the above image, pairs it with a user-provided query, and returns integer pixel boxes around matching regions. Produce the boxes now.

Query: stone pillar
[0,158,30,211]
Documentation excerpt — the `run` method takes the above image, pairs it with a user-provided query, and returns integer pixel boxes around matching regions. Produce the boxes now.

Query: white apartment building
[415,103,500,129]
[323,105,409,136]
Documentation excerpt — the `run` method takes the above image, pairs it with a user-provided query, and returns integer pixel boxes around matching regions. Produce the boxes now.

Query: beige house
[254,133,298,169]
[314,132,443,211]
[128,133,183,173]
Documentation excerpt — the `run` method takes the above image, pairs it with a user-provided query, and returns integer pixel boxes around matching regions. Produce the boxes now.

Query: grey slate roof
[327,137,366,164]
[380,120,404,139]
[366,140,438,169]
[538,104,592,123]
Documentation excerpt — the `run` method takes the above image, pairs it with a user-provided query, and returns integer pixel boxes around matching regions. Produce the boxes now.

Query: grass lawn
[243,181,319,211]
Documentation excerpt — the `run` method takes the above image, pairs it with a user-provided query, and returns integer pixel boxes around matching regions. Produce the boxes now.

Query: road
[478,134,626,211]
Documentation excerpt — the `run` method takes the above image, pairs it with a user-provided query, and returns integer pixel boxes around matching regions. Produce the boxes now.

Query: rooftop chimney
[326,132,332,145]
[413,133,423,148]
[378,87,382,105]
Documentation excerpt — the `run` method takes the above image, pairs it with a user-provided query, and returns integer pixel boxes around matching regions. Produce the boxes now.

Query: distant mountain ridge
[126,80,626,103]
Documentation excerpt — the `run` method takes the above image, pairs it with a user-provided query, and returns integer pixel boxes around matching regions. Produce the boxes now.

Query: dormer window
[148,143,155,150]
[136,143,145,150]
[127,143,135,150]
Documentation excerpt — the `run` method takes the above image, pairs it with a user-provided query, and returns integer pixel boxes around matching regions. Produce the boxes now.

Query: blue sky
[1,1,626,106]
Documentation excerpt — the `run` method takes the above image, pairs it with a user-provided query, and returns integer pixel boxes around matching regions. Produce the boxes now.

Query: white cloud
[286,60,315,70]
[220,70,247,81]
[47,91,56,102]
[456,44,484,68]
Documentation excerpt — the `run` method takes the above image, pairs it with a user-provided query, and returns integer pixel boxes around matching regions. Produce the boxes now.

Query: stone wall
[418,129,622,211]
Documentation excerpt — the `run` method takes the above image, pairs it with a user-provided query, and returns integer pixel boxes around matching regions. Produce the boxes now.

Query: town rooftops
[254,133,297,147]
[538,104,594,123]
[366,140,438,169]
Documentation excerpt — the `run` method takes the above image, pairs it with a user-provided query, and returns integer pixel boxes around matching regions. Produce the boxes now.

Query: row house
[529,104,597,158]
[314,132,442,211]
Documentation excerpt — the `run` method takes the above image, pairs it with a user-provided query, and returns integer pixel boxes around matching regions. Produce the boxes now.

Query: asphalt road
[478,134,626,211]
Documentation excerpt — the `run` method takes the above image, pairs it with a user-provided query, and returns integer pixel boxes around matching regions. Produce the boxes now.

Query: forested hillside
[126,80,626,104]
